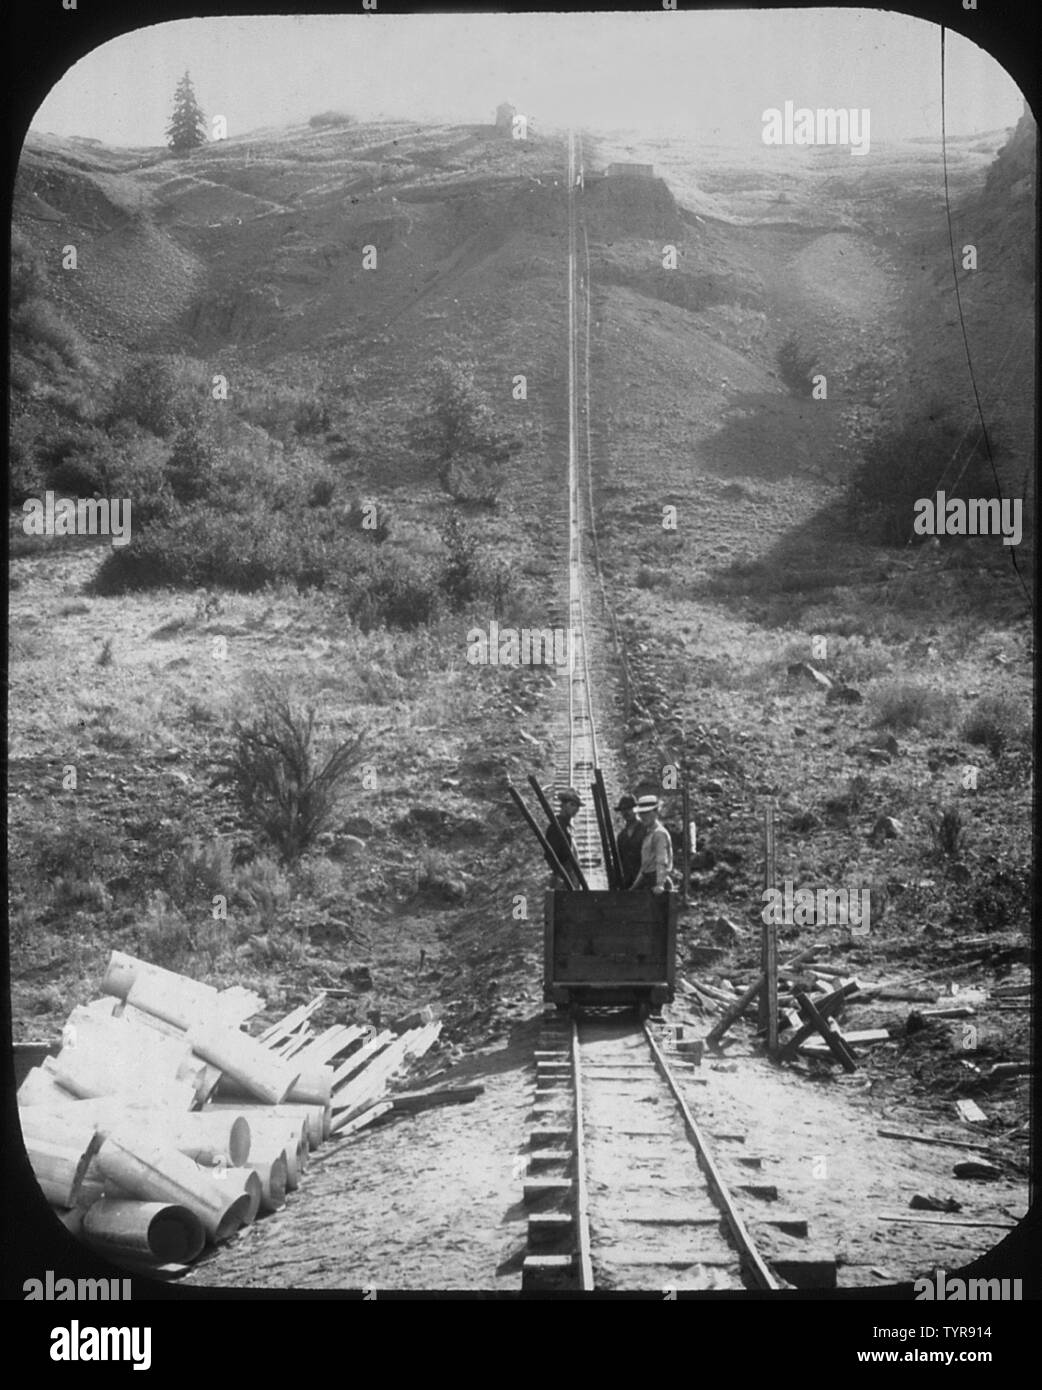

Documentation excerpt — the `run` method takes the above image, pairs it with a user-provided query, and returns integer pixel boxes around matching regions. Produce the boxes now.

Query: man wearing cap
[615,794,647,889]
[545,787,584,889]
[629,795,674,894]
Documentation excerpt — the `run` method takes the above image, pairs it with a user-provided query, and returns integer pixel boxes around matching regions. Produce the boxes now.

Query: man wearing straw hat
[629,795,674,894]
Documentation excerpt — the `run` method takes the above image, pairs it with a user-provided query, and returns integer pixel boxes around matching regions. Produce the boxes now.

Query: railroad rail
[523,1013,778,1291]
[522,132,777,1293]
[554,128,607,890]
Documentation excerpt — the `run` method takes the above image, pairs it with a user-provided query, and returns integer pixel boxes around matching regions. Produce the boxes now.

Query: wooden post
[680,780,691,902]
[593,768,622,888]
[507,785,576,887]
[759,800,779,1055]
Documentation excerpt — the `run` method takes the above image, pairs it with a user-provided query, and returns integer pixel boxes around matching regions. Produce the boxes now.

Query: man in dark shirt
[545,787,583,888]
[615,793,647,888]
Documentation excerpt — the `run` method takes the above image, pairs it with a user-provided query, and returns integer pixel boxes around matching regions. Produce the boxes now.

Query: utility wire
[939,26,1033,614]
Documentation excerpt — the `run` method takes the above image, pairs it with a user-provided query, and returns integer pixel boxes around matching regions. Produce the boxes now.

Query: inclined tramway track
[521,133,777,1293]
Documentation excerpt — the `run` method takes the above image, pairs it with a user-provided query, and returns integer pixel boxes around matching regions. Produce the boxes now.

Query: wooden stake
[760,800,779,1054]
[508,785,576,888]
[593,768,622,888]
[680,780,691,902]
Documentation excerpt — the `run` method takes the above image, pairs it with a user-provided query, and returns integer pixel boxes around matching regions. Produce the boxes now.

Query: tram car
[543,888,677,1011]
[510,771,685,1014]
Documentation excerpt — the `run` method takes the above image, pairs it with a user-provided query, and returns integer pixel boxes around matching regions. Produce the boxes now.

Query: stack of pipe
[17,952,441,1275]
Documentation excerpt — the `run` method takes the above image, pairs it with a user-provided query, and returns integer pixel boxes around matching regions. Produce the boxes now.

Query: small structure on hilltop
[605,161,655,178]
[494,102,516,133]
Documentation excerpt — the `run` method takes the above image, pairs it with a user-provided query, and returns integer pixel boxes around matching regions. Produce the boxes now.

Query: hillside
[8,110,1035,1291]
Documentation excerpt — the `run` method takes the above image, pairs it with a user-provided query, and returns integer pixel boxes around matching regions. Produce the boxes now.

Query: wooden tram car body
[544,889,677,1009]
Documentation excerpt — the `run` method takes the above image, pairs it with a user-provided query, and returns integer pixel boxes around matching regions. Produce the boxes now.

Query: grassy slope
[9,120,578,1049]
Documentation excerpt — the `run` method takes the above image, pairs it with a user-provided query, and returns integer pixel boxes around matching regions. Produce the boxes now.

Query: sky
[29,9,1027,150]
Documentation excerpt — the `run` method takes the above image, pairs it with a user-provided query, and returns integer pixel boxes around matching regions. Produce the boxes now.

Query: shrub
[848,399,999,546]
[409,360,521,508]
[94,504,340,594]
[8,415,44,504]
[10,228,46,314]
[930,805,964,858]
[776,334,818,396]
[34,821,125,881]
[232,855,291,929]
[962,694,1030,755]
[293,394,331,436]
[871,679,958,732]
[636,564,670,590]
[167,420,222,503]
[108,356,200,438]
[308,473,337,508]
[136,892,195,968]
[223,691,370,863]
[346,548,438,629]
[165,835,236,907]
[12,299,86,369]
[439,512,481,606]
[437,512,516,614]
[972,866,1029,932]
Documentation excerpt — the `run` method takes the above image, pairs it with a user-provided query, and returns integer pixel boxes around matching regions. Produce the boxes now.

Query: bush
[223,691,371,863]
[871,679,958,732]
[108,356,200,438]
[293,394,331,436]
[34,821,125,881]
[308,473,337,509]
[232,855,291,929]
[165,836,235,908]
[12,299,85,369]
[776,334,818,396]
[222,689,372,861]
[136,892,195,968]
[962,694,1030,755]
[437,513,515,614]
[848,399,999,545]
[10,228,46,315]
[409,361,521,508]
[167,420,223,503]
[930,805,964,858]
[93,503,342,593]
[346,547,438,630]
[439,512,481,606]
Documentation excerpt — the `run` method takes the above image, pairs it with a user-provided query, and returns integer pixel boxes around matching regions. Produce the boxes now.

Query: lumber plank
[877,1127,998,1154]
[389,1084,483,1113]
[879,1215,1016,1230]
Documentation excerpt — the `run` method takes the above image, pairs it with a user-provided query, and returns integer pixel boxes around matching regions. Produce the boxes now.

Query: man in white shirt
[629,795,674,894]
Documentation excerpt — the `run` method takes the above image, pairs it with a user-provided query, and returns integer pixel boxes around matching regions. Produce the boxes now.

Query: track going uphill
[521,134,777,1294]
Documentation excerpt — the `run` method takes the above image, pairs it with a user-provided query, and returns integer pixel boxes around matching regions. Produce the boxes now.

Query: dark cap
[557,787,583,806]
[615,794,636,811]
